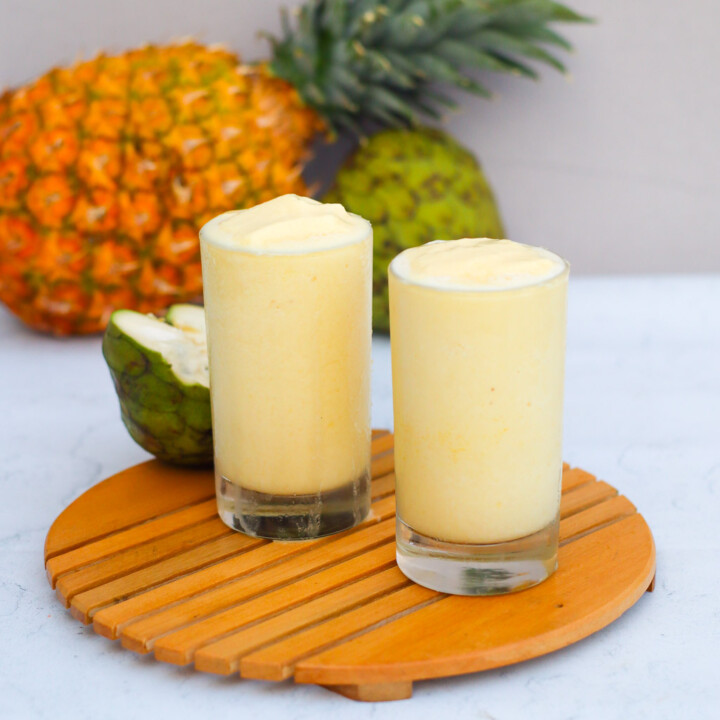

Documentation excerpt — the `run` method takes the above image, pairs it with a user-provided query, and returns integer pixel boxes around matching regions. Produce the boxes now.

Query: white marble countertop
[1,275,717,719]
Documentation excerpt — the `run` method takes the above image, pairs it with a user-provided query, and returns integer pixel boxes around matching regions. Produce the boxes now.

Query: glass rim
[199,212,372,257]
[388,253,570,294]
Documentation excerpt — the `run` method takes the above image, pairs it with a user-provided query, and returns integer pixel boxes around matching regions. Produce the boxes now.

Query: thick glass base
[216,472,370,540]
[396,515,559,596]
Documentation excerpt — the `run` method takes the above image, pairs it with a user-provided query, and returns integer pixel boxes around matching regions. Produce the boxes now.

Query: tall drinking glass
[200,195,372,540]
[390,238,569,594]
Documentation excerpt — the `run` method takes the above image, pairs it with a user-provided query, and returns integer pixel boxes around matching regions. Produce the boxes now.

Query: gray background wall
[1,0,717,273]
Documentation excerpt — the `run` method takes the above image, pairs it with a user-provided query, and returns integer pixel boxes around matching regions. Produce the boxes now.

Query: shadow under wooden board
[45,430,656,703]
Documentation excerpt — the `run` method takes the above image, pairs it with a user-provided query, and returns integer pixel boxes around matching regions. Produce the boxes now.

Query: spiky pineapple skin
[324,128,505,332]
[0,43,323,335]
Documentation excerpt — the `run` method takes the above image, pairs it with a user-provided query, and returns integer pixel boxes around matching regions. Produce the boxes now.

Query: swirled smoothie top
[391,238,567,291]
[200,194,371,254]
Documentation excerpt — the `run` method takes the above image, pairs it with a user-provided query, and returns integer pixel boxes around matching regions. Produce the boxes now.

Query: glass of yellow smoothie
[389,238,568,594]
[199,195,372,540]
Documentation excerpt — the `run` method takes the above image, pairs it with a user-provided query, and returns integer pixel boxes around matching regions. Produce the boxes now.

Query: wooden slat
[195,567,410,675]
[370,451,395,480]
[370,432,394,457]
[73,533,264,623]
[151,542,398,665]
[561,467,595,493]
[55,518,231,606]
[371,473,395,499]
[44,461,215,561]
[560,480,617,519]
[46,499,218,587]
[369,476,394,501]
[92,495,396,637]
[560,495,636,545]
[120,514,396,654]
[370,432,395,456]
[241,583,439,681]
[293,514,656,686]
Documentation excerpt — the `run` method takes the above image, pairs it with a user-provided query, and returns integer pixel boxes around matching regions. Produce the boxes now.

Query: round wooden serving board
[45,430,655,702]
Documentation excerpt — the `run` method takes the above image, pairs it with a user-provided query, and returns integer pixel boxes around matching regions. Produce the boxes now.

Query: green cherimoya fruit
[324,127,505,332]
[102,304,212,466]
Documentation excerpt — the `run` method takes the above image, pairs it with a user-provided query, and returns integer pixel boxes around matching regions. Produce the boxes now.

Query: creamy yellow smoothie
[199,196,372,524]
[390,238,568,545]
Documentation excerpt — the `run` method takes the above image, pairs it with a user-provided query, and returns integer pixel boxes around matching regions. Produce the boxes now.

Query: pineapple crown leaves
[266,0,591,134]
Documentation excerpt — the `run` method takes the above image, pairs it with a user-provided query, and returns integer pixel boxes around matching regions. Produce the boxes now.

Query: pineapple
[0,0,586,335]
[0,45,321,334]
